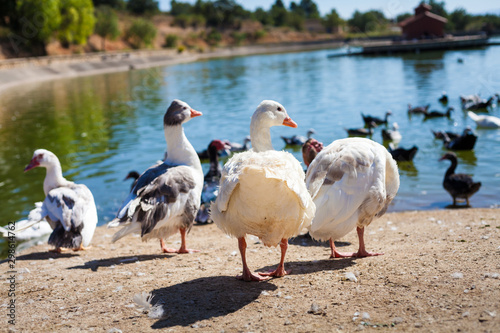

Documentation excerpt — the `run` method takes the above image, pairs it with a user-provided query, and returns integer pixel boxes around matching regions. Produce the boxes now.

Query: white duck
[23,149,98,252]
[381,122,402,144]
[468,111,500,128]
[305,138,399,258]
[110,100,204,254]
[211,100,315,281]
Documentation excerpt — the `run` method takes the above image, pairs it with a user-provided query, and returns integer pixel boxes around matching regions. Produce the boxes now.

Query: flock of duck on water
[8,93,498,281]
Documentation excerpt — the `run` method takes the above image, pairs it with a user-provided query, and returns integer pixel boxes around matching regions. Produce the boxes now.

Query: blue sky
[158,0,500,18]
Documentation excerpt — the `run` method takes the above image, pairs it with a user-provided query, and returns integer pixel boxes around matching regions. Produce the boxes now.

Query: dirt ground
[2,208,499,332]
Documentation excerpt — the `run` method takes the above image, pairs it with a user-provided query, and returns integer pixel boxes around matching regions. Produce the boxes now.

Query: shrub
[253,29,267,40]
[206,29,221,45]
[126,19,157,48]
[94,5,120,50]
[164,34,178,48]
[59,0,96,46]
[231,31,247,45]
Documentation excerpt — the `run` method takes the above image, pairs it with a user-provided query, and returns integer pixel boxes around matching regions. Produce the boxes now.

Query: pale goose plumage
[110,100,204,254]
[23,149,98,252]
[305,138,399,258]
[468,111,500,128]
[211,100,315,281]
[0,202,52,241]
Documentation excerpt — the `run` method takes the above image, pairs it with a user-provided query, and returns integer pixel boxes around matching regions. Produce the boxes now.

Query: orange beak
[282,116,298,128]
[190,109,203,118]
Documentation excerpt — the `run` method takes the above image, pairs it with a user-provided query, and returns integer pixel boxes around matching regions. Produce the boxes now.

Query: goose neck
[164,125,202,172]
[250,122,273,152]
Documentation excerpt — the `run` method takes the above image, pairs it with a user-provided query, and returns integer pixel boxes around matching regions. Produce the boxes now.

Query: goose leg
[49,247,69,253]
[237,237,270,282]
[354,227,384,257]
[329,227,384,258]
[160,228,199,254]
[329,238,357,258]
[259,238,290,278]
[73,244,92,251]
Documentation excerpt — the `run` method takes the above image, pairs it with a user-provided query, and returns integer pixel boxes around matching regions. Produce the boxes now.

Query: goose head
[306,129,316,138]
[439,152,457,162]
[163,99,202,127]
[24,149,60,172]
[250,100,297,152]
[209,139,227,152]
[302,138,323,167]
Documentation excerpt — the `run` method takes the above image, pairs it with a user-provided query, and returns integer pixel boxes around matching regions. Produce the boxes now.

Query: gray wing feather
[44,184,90,231]
[117,164,197,237]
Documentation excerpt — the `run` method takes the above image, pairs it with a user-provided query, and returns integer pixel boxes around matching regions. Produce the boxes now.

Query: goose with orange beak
[211,100,315,281]
[110,99,204,254]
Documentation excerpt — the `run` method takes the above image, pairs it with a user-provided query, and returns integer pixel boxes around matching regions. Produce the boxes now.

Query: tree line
[0,0,499,56]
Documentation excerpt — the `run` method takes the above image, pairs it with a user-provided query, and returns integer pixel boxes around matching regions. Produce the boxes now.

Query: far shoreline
[0,39,344,96]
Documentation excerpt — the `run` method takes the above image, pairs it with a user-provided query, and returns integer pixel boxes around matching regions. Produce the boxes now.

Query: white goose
[468,111,500,128]
[23,149,98,252]
[305,138,399,258]
[211,100,315,281]
[110,100,204,254]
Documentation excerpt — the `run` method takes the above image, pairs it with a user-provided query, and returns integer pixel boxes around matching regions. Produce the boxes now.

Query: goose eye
[277,107,282,111]
[183,107,187,110]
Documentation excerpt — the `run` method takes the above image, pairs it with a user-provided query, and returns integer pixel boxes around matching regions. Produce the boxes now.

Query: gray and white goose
[109,100,204,254]
[23,149,98,252]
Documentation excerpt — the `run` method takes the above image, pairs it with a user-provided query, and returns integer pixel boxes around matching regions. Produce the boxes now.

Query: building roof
[399,10,448,28]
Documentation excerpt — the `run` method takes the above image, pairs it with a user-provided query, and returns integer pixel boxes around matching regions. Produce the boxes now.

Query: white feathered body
[43,183,98,247]
[468,111,500,128]
[306,138,399,241]
[0,202,52,241]
[111,165,203,243]
[211,150,315,247]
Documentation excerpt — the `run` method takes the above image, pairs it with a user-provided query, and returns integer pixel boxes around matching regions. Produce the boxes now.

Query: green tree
[95,5,120,50]
[424,1,447,18]
[396,13,412,23]
[323,9,344,33]
[59,0,96,46]
[348,10,387,33]
[92,0,125,9]
[449,8,471,31]
[127,18,156,48]
[297,0,320,19]
[170,0,193,16]
[0,0,16,26]
[253,7,273,26]
[11,0,62,54]
[270,0,288,27]
[127,0,159,14]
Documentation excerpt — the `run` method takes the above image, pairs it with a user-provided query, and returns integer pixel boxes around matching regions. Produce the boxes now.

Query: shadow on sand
[257,256,357,277]
[289,232,351,249]
[67,254,171,271]
[150,276,277,329]
[9,251,79,262]
[149,255,357,328]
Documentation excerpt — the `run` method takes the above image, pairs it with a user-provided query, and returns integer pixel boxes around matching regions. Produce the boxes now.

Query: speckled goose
[110,100,204,254]
[23,149,98,252]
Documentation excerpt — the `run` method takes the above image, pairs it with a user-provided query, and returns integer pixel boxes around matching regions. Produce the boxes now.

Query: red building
[399,3,448,40]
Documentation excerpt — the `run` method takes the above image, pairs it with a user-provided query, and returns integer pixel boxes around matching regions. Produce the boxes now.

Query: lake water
[1,45,500,231]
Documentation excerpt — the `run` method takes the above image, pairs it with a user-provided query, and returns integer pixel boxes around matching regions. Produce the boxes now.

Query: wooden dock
[328,35,493,58]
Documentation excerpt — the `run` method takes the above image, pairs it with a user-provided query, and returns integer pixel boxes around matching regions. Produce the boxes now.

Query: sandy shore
[0,40,343,95]
[2,208,499,332]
